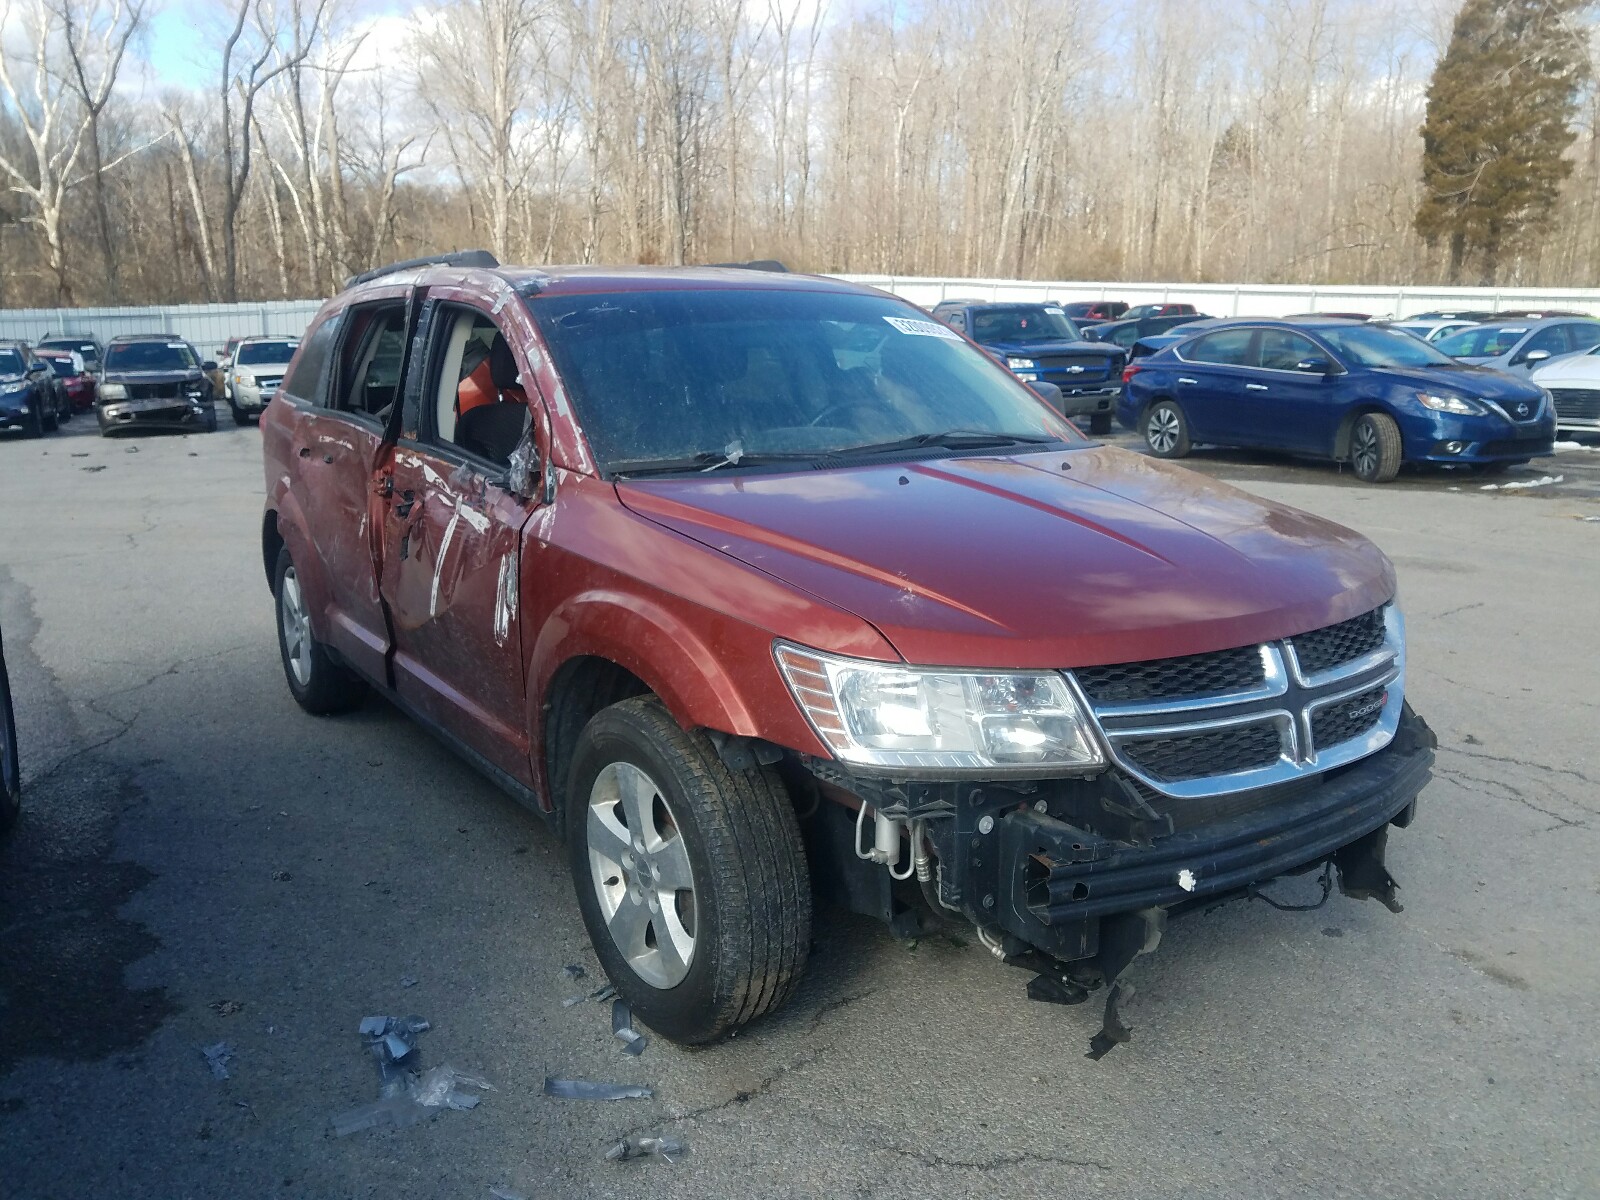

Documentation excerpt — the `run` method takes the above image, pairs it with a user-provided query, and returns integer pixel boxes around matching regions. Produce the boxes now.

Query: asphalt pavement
[1,413,1597,1199]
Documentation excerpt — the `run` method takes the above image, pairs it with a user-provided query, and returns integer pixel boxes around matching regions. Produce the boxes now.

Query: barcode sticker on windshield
[168,342,187,349]
[884,317,962,341]
[1045,306,1065,315]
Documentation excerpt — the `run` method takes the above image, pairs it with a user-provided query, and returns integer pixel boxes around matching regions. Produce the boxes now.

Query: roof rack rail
[705,259,789,273]
[344,250,500,290]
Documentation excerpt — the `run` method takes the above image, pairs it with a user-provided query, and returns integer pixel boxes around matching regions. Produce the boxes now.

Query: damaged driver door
[377,299,541,786]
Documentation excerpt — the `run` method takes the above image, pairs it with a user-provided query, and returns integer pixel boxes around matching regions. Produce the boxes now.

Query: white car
[226,336,299,425]
[1530,344,1600,435]
[1388,319,1479,343]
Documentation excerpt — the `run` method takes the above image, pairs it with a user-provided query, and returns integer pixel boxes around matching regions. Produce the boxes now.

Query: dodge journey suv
[262,255,1436,1054]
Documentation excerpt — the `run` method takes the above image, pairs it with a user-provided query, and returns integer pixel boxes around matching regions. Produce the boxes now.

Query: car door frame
[374,287,547,785]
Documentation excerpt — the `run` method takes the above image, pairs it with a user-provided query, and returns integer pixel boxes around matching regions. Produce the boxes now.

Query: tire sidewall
[566,712,729,1041]
[273,546,316,707]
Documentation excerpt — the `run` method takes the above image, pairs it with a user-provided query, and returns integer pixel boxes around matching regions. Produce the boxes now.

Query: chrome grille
[1121,722,1283,782]
[1289,608,1386,676]
[1070,605,1404,799]
[1075,645,1264,705]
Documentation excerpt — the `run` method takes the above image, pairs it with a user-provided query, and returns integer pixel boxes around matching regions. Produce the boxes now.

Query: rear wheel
[567,696,811,1044]
[41,395,58,432]
[1350,412,1402,483]
[273,546,365,715]
[230,402,251,426]
[1143,399,1191,458]
[1089,412,1113,436]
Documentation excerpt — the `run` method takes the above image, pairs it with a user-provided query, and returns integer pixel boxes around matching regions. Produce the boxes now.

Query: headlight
[235,371,254,386]
[775,643,1104,773]
[99,382,127,400]
[1006,357,1036,370]
[1417,391,1480,415]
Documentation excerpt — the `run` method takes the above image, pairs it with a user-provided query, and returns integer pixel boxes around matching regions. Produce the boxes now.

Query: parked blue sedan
[1119,319,1555,482]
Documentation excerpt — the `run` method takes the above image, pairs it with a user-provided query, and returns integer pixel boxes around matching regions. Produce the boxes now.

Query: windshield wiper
[609,446,824,478]
[835,430,1057,457]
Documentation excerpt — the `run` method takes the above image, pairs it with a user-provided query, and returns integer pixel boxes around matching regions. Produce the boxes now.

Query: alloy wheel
[1147,406,1180,453]
[1352,423,1379,477]
[587,761,697,989]
[279,567,313,687]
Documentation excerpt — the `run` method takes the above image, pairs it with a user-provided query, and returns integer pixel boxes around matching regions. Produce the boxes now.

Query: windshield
[236,340,298,365]
[1316,324,1456,368]
[968,305,1080,345]
[0,350,24,376]
[106,341,199,372]
[40,355,76,377]
[1435,325,1525,358]
[532,288,1081,472]
[42,339,96,358]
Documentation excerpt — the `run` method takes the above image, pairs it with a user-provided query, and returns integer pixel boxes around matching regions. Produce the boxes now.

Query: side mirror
[203,360,218,372]
[1029,381,1064,411]
[1521,349,1551,364]
[1295,357,1335,375]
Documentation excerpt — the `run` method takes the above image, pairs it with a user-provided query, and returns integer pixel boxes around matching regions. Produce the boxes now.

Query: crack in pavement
[872,1142,1114,1175]
[1438,744,1598,790]
[1434,767,1590,827]
[608,1047,825,1142]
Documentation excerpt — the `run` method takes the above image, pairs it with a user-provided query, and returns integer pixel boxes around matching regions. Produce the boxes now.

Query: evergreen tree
[1415,0,1593,284]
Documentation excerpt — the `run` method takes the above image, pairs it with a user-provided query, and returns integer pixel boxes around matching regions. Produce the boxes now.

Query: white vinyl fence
[3,275,1598,347]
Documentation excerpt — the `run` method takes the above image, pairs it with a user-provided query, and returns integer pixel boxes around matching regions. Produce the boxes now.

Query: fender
[264,493,336,646]
[527,589,760,758]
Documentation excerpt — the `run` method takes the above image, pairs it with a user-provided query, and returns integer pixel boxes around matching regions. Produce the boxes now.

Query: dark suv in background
[931,301,1124,433]
[96,335,219,436]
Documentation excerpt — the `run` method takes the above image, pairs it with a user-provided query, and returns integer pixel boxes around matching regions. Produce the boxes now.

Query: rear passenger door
[376,298,543,785]
[280,306,405,685]
[1172,327,1257,444]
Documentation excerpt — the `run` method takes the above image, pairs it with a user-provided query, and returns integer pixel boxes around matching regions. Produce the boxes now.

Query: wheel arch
[1333,401,1400,461]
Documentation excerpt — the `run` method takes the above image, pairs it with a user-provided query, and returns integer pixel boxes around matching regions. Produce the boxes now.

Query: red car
[262,255,1436,1054]
[34,348,96,411]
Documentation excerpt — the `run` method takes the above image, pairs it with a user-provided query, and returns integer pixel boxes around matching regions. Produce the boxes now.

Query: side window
[281,313,341,403]
[1521,325,1567,359]
[1111,325,1140,348]
[1257,330,1321,371]
[333,305,407,419]
[1185,328,1255,366]
[423,304,530,468]
[1565,323,1600,354]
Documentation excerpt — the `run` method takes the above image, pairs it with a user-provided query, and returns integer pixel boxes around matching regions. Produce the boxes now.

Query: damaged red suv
[262,254,1435,1054]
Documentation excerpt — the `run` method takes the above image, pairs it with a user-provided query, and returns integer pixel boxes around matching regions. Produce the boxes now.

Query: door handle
[1245,383,1269,391]
[1177,376,1198,385]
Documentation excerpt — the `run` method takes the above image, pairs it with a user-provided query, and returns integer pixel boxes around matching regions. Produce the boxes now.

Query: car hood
[615,446,1395,669]
[235,360,294,372]
[1530,353,1600,385]
[102,369,204,385]
[1370,363,1543,401]
[981,338,1119,359]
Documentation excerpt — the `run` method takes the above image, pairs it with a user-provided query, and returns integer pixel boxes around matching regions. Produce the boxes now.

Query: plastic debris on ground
[1480,474,1563,491]
[329,1014,492,1136]
[611,999,648,1056]
[201,1042,234,1080]
[542,1076,653,1101]
[489,1189,529,1200]
[400,975,418,989]
[561,981,615,1008]
[562,963,586,980]
[606,1134,688,1163]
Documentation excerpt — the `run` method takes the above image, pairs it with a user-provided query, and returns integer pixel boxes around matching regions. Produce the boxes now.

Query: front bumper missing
[810,705,1436,1056]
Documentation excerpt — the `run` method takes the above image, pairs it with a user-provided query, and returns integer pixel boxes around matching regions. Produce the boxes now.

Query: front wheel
[1143,399,1191,458]
[567,696,811,1044]
[273,546,365,715]
[230,402,250,427]
[1350,412,1402,483]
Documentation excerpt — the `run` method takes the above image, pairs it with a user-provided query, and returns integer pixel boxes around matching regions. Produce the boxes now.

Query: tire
[272,546,365,715]
[1089,412,1113,436]
[41,396,58,433]
[25,404,44,439]
[0,632,19,835]
[230,402,250,427]
[1143,399,1191,458]
[566,696,811,1045]
[202,404,219,433]
[1350,412,1402,483]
